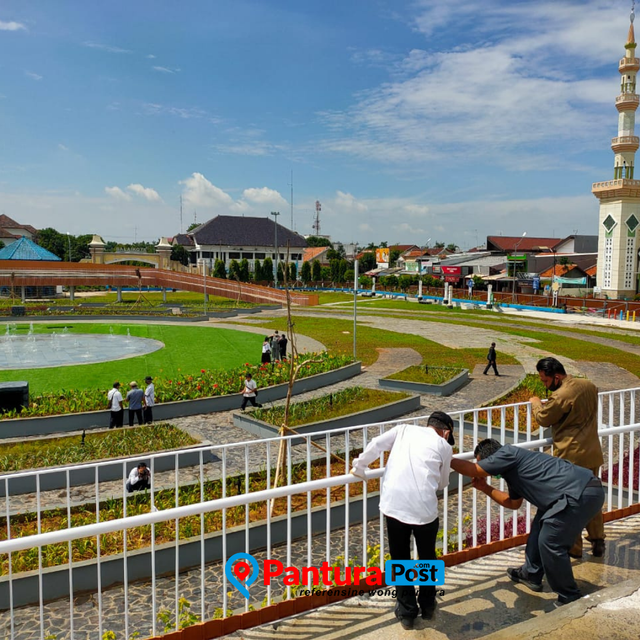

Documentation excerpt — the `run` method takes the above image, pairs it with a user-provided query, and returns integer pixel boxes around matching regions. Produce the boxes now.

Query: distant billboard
[376,248,390,265]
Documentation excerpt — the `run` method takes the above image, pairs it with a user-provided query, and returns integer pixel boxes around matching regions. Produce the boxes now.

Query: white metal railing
[0,388,639,638]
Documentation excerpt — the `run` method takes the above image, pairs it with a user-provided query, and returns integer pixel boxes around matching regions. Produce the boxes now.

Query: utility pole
[180,195,183,233]
[289,170,294,230]
[353,259,358,359]
[270,211,280,287]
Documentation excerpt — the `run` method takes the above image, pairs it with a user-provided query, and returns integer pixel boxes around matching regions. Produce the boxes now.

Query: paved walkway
[224,513,640,640]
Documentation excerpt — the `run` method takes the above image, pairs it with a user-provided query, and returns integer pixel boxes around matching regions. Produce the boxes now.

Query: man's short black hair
[113,381,120,388]
[474,438,503,460]
[491,342,496,346]
[138,462,147,469]
[536,357,566,377]
[246,373,252,379]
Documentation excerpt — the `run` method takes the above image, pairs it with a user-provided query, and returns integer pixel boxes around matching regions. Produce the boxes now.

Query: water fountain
[0,326,163,370]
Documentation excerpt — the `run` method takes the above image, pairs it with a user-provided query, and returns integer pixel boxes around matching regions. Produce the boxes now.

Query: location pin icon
[225,553,260,599]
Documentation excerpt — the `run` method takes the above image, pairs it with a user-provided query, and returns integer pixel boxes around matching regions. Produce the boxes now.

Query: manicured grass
[387,365,464,384]
[0,323,264,393]
[316,292,357,305]
[256,316,519,368]
[0,424,198,472]
[250,387,408,427]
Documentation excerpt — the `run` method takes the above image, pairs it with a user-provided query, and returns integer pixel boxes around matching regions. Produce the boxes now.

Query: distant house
[486,236,564,253]
[171,215,307,271]
[302,246,332,265]
[0,215,38,246]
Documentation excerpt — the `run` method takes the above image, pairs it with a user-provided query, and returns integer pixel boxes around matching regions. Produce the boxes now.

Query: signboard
[441,266,462,275]
[376,248,390,265]
[467,279,474,288]
[532,276,540,291]
[444,275,460,283]
[432,265,442,274]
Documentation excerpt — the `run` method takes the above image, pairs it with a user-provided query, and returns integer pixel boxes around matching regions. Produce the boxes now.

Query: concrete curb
[481,578,640,640]
[378,369,469,396]
[233,394,421,438]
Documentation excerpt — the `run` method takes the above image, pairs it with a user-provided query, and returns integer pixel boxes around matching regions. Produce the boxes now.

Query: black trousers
[126,478,150,493]
[143,407,153,424]
[129,408,144,427]
[241,396,262,410]
[484,360,499,375]
[386,515,439,619]
[522,485,604,602]
[109,410,123,428]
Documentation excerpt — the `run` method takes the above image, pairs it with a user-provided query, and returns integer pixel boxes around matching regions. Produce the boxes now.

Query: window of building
[254,252,265,259]
[228,252,241,259]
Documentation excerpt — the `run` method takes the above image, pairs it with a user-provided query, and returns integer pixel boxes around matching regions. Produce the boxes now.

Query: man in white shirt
[351,411,454,630]
[107,381,124,429]
[143,376,155,424]
[126,462,151,493]
[241,373,263,411]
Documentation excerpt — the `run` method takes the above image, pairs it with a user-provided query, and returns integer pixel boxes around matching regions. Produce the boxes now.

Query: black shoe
[398,617,414,630]
[507,567,543,592]
[421,601,437,620]
[555,594,581,608]
[483,372,488,375]
[591,539,605,557]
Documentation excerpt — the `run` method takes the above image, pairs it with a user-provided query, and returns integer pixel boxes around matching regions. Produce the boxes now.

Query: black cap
[428,411,455,446]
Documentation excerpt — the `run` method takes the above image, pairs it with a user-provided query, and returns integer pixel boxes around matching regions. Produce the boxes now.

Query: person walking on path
[107,382,124,429]
[451,439,604,607]
[143,376,155,425]
[241,373,263,411]
[529,357,605,558]
[261,336,272,365]
[350,411,455,630]
[483,342,500,376]
[126,381,145,427]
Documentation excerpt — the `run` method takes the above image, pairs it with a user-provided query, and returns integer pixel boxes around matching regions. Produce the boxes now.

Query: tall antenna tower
[180,195,183,233]
[312,200,321,235]
[289,170,294,230]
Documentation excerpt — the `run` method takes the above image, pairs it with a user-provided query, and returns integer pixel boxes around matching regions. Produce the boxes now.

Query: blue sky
[0,0,633,248]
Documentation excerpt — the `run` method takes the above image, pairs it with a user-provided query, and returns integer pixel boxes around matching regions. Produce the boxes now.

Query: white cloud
[25,71,42,81]
[180,172,234,210]
[126,183,162,202]
[147,54,156,59]
[152,66,180,74]
[241,187,288,207]
[0,21,26,31]
[58,144,69,152]
[83,41,132,54]
[334,191,368,213]
[105,186,131,201]
[180,172,291,217]
[319,0,628,168]
[142,103,206,119]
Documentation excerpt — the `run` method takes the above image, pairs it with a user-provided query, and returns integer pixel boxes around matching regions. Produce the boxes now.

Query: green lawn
[256,316,518,368]
[0,323,264,393]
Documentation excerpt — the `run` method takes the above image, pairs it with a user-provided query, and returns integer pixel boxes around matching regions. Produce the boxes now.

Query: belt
[586,477,602,489]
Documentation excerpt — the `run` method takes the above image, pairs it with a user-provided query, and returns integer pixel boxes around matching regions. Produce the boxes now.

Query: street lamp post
[270,211,280,287]
[511,231,527,300]
[66,232,72,262]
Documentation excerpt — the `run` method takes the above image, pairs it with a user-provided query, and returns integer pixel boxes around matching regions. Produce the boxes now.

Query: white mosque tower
[593,4,640,298]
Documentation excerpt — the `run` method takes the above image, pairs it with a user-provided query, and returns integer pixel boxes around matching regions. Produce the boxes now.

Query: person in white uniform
[351,411,454,630]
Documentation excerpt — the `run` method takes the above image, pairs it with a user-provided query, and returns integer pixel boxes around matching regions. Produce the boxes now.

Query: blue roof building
[0,236,61,261]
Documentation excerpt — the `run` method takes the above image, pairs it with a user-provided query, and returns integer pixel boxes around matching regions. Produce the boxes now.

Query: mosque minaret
[593,5,640,298]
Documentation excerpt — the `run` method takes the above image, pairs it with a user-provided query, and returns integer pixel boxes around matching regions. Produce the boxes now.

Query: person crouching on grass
[350,411,455,630]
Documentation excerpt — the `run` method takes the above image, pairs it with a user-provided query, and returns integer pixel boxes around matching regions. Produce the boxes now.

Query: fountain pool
[0,332,164,369]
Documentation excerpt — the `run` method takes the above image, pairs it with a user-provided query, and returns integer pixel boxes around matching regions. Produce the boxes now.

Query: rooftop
[0,236,61,261]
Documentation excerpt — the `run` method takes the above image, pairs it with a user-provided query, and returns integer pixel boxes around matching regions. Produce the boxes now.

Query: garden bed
[0,424,219,498]
[0,356,360,439]
[379,366,468,396]
[233,387,420,437]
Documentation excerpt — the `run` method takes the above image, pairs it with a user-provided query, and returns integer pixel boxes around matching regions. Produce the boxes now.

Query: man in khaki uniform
[530,357,605,558]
